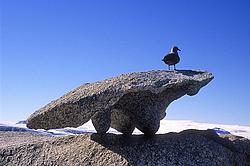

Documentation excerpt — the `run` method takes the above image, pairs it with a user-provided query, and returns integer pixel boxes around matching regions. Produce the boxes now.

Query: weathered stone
[91,109,111,134]
[27,70,213,135]
[1,130,250,166]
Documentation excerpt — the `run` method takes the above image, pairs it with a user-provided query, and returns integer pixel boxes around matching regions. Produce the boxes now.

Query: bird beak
[178,48,181,51]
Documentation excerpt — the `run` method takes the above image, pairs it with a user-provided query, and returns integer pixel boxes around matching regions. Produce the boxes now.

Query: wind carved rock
[27,70,214,135]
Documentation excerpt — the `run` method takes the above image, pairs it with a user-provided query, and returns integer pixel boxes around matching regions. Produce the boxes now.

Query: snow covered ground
[1,120,250,139]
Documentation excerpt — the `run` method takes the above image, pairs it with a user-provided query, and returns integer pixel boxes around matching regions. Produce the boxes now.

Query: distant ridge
[16,120,26,124]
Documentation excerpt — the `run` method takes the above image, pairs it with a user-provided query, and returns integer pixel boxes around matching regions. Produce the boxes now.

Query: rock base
[1,130,250,166]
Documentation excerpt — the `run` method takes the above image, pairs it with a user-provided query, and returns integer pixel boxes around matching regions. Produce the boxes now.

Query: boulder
[27,70,213,135]
[1,130,250,165]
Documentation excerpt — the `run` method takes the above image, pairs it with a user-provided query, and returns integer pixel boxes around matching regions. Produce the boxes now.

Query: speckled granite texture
[27,70,213,135]
[1,130,250,166]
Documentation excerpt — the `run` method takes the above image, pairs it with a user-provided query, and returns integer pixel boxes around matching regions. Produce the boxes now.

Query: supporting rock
[110,109,135,135]
[91,109,111,134]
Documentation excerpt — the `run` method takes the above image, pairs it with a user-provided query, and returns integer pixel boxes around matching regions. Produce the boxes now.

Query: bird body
[162,46,181,70]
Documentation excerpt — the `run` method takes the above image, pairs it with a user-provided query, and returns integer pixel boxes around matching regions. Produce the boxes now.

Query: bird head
[171,46,181,53]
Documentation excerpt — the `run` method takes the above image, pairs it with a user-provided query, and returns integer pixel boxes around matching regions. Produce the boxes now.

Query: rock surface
[1,130,250,166]
[27,70,213,135]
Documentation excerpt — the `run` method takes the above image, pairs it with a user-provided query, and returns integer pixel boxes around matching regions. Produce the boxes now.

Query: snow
[157,120,250,139]
[0,120,250,139]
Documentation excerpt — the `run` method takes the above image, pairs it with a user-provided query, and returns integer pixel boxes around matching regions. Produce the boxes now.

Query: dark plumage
[162,46,181,70]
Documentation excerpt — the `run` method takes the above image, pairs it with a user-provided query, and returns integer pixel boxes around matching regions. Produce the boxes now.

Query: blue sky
[1,0,250,125]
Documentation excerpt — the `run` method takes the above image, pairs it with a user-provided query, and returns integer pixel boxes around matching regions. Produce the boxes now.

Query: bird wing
[163,53,175,62]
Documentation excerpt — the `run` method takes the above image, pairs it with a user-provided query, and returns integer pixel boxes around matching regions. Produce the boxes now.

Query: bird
[162,46,181,70]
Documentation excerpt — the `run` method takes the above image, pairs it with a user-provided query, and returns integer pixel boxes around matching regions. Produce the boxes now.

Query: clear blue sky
[1,0,250,125]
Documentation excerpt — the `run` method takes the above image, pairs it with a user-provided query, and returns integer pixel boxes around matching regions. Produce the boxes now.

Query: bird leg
[168,65,170,70]
[174,65,176,70]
